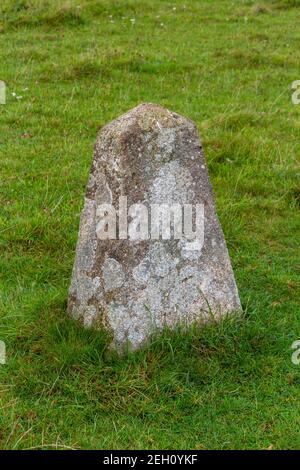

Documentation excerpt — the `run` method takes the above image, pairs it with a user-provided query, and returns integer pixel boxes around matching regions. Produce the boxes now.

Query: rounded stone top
[98,102,196,138]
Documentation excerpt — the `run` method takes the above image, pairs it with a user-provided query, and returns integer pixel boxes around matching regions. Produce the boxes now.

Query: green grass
[0,0,300,450]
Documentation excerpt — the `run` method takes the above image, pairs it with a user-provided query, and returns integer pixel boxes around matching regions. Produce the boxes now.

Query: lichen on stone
[68,103,241,351]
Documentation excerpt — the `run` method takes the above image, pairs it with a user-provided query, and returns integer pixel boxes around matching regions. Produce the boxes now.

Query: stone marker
[68,103,241,350]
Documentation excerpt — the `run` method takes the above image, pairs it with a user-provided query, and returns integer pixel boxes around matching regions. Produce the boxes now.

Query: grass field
[0,0,300,450]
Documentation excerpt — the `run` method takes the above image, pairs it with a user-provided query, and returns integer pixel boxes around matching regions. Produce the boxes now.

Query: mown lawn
[0,0,300,450]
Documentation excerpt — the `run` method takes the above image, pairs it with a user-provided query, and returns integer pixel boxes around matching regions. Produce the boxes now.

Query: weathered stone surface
[68,103,241,350]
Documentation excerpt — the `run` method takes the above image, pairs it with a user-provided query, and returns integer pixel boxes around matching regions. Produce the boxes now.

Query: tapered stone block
[68,103,241,350]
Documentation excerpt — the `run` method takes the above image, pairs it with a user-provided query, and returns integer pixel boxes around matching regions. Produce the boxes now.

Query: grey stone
[68,103,241,351]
